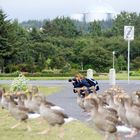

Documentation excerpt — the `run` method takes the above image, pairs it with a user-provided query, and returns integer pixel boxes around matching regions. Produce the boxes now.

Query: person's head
[75,73,84,80]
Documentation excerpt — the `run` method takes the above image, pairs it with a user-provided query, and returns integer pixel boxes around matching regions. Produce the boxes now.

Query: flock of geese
[74,85,140,140]
[1,84,140,140]
[0,86,75,137]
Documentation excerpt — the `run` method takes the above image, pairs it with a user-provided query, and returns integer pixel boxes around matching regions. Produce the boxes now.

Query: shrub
[10,73,29,92]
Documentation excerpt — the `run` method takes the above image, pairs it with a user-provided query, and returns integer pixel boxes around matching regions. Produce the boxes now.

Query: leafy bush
[130,71,140,76]
[10,73,29,92]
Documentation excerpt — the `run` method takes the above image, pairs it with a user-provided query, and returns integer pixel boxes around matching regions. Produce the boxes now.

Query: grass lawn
[0,108,103,140]
[96,72,140,80]
[0,84,62,96]
[0,84,103,140]
[0,72,140,80]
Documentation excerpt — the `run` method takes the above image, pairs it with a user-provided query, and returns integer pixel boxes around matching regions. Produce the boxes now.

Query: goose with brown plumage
[114,95,129,126]
[83,94,98,112]
[24,87,64,113]
[104,91,119,111]
[0,92,11,109]
[73,87,88,111]
[88,98,121,140]
[0,87,5,100]
[105,85,125,95]
[38,101,75,136]
[84,94,119,125]
[97,95,119,125]
[30,85,39,95]
[7,94,31,131]
[132,90,140,106]
[23,91,41,113]
[122,94,140,138]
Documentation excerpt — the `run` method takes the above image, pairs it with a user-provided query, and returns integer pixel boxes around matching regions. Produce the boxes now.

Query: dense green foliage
[0,9,140,74]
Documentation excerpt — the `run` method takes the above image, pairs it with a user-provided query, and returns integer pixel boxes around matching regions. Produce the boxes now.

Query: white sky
[0,0,140,22]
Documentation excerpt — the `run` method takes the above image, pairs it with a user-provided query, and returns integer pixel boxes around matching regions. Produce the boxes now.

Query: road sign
[124,26,134,84]
[124,26,134,41]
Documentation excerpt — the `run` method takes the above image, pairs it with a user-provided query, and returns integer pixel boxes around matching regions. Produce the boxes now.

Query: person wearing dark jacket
[72,74,90,88]
[70,73,91,97]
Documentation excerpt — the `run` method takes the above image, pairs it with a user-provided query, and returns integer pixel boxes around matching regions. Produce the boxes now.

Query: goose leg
[37,117,47,125]
[37,126,51,135]
[11,122,21,129]
[37,129,50,135]
[104,132,109,140]
[114,133,121,140]
[26,124,31,132]
[58,127,65,138]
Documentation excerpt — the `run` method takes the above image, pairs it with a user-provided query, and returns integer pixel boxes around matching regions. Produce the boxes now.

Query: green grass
[0,108,103,140]
[96,72,140,80]
[0,72,140,80]
[0,84,62,96]
[38,86,62,96]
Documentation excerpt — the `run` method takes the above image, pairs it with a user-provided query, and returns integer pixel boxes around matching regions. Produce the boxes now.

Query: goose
[85,94,119,124]
[104,91,119,111]
[0,92,11,109]
[0,87,5,100]
[7,95,31,131]
[74,87,87,111]
[132,90,140,106]
[88,94,118,118]
[114,95,129,126]
[122,94,140,138]
[84,94,98,112]
[97,95,118,122]
[38,101,75,137]
[105,85,126,97]
[31,85,39,95]
[32,93,65,112]
[88,98,121,140]
[24,91,41,113]
[76,93,85,111]
[14,93,36,114]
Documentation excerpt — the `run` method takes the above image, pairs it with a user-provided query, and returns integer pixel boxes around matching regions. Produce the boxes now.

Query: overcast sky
[0,0,140,22]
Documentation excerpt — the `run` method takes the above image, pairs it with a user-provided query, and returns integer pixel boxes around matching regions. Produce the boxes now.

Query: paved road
[1,80,140,139]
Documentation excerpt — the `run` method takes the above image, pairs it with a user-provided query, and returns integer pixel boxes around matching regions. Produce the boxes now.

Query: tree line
[0,9,140,74]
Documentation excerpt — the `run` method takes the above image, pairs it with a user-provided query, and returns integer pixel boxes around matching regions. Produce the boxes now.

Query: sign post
[124,26,134,84]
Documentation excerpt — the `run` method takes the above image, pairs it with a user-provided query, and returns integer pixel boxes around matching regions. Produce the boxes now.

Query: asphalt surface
[1,80,140,139]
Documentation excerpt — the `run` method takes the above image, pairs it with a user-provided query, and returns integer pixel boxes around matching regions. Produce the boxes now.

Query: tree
[117,55,126,71]
[29,27,42,41]
[0,9,17,72]
[50,56,66,69]
[132,57,140,70]
[42,17,79,37]
[89,21,102,36]
[111,11,138,36]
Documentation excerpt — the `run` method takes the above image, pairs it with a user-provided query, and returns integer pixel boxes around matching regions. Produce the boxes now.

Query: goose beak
[4,92,10,96]
[33,94,39,97]
[25,90,31,95]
